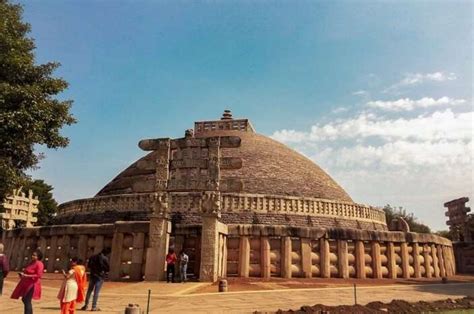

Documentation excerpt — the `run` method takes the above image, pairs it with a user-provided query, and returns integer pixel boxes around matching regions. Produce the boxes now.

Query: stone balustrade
[1,222,453,281]
[58,193,156,215]
[220,193,386,224]
[58,192,386,225]
[225,225,455,280]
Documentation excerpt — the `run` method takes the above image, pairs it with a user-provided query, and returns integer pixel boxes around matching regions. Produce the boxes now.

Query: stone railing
[58,193,156,215]
[59,192,386,225]
[154,192,386,224]
[219,193,386,224]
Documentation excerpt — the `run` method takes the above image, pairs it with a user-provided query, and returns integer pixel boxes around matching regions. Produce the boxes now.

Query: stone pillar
[400,242,410,279]
[38,237,47,253]
[301,238,312,278]
[221,235,228,277]
[437,245,446,277]
[371,241,382,279]
[238,236,250,278]
[16,237,27,269]
[130,232,145,281]
[6,235,17,269]
[387,242,397,279]
[443,246,455,276]
[281,236,292,279]
[431,244,440,277]
[144,214,171,281]
[61,235,71,270]
[412,243,421,278]
[442,246,451,276]
[449,246,456,274]
[77,235,89,263]
[109,232,124,280]
[220,235,226,277]
[47,236,58,273]
[423,245,432,278]
[261,236,271,278]
[335,240,347,279]
[199,190,226,282]
[355,240,365,279]
[199,215,221,282]
[320,238,330,278]
[94,235,104,255]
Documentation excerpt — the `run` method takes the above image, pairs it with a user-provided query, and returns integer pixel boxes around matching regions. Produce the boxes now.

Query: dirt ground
[272,296,474,313]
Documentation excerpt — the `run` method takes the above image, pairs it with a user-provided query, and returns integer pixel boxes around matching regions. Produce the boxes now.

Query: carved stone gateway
[445,197,472,242]
[445,197,474,274]
[139,125,242,281]
[1,188,39,230]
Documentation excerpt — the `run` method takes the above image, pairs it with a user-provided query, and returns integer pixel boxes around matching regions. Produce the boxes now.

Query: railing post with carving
[140,137,171,281]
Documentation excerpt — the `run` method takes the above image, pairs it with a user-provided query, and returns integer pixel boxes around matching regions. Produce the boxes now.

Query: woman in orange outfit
[57,257,87,314]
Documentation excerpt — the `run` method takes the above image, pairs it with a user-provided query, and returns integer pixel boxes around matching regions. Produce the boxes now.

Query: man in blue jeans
[81,248,110,311]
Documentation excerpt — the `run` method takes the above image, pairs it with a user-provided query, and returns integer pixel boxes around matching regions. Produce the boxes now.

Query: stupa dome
[97,130,352,203]
[57,111,385,230]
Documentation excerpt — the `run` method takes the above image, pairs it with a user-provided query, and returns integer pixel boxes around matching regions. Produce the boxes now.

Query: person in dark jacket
[80,248,110,311]
[0,243,10,295]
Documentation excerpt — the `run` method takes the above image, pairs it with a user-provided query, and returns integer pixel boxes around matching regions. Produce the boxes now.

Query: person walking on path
[179,250,189,283]
[10,249,44,314]
[58,257,87,314]
[80,248,110,311]
[166,249,177,283]
[0,243,10,295]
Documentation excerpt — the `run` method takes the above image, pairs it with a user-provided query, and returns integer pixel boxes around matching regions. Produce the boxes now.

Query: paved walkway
[1,276,473,313]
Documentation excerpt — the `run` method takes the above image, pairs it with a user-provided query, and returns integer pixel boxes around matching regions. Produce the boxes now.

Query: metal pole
[353,283,357,305]
[146,289,151,314]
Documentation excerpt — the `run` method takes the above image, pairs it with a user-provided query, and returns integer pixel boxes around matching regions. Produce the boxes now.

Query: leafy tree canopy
[24,179,58,226]
[434,230,452,240]
[0,0,75,203]
[383,204,431,233]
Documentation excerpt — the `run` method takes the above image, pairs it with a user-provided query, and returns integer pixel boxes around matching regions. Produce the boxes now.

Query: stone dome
[96,130,353,203]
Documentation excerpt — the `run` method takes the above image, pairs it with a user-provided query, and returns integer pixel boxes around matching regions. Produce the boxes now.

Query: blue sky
[19,0,472,230]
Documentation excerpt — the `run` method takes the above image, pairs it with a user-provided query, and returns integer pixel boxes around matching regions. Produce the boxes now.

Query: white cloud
[272,109,473,143]
[399,72,457,86]
[331,106,349,114]
[384,72,457,93]
[271,106,473,230]
[352,90,368,96]
[366,97,465,111]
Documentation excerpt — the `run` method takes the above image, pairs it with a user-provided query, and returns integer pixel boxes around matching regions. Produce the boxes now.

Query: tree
[24,179,58,226]
[383,204,431,233]
[434,230,452,240]
[0,0,75,204]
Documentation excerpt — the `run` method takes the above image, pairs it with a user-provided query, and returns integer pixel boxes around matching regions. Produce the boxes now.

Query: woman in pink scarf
[11,249,44,314]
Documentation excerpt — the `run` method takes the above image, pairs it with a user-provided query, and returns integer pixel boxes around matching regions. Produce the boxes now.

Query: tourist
[166,249,177,283]
[0,243,10,295]
[179,250,189,283]
[58,257,87,314]
[11,249,44,314]
[80,248,110,311]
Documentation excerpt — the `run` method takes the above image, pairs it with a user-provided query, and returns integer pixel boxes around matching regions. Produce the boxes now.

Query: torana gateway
[2,111,455,281]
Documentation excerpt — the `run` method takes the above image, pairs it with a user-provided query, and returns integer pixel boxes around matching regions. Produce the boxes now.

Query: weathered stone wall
[2,222,453,281]
[2,222,148,281]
